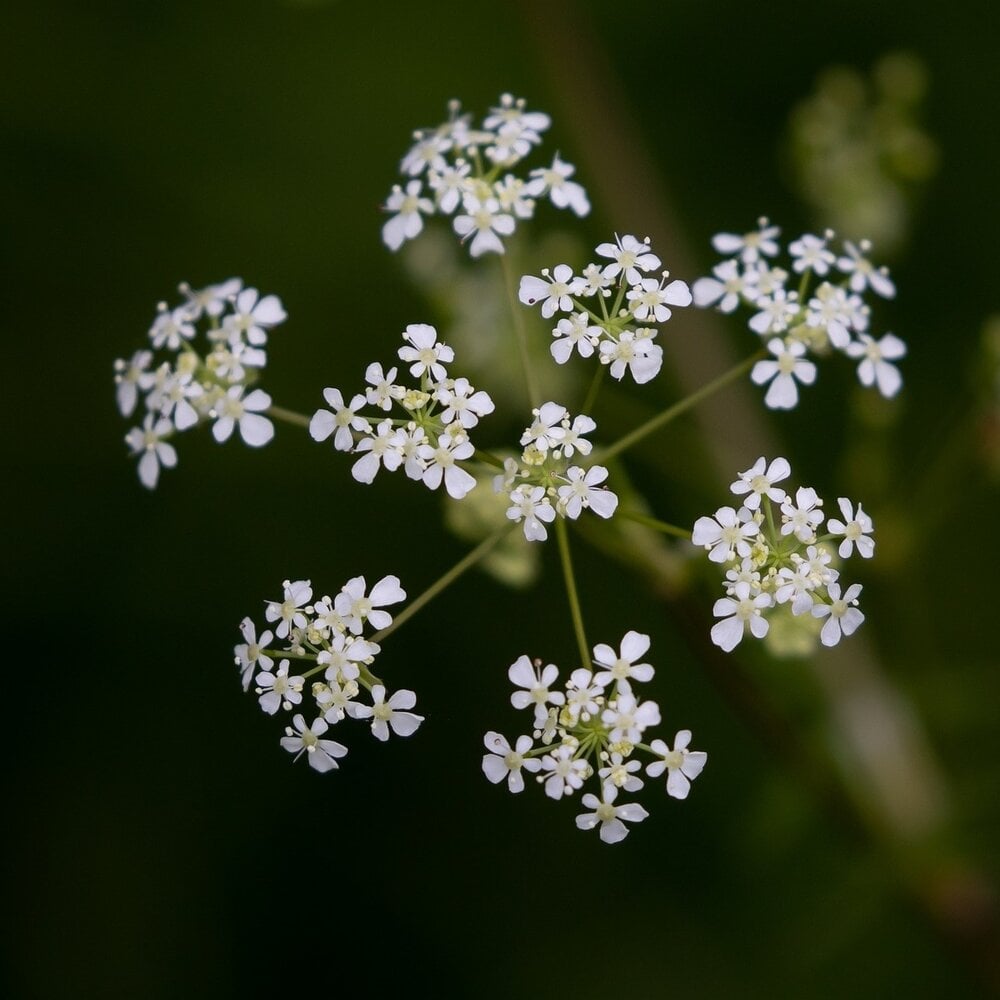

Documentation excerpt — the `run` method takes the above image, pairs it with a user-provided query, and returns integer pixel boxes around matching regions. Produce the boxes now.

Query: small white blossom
[508,655,565,726]
[506,484,556,542]
[827,498,875,559]
[711,581,772,652]
[596,234,661,285]
[518,265,582,318]
[222,287,287,347]
[482,732,541,793]
[847,332,906,398]
[550,312,600,364]
[265,579,313,639]
[234,618,273,692]
[347,685,424,742]
[436,377,495,429]
[812,583,865,647]
[575,786,649,844]
[525,153,590,216]
[540,745,588,799]
[211,386,274,447]
[382,179,434,251]
[310,388,371,452]
[599,329,663,384]
[836,240,896,298]
[646,731,708,799]
[692,259,759,313]
[712,218,781,263]
[398,323,455,383]
[780,487,824,543]
[418,432,476,500]
[557,465,618,520]
[334,574,406,635]
[592,631,654,690]
[280,715,348,773]
[692,506,759,563]
[729,455,790,510]
[751,338,816,410]
[256,658,305,715]
[125,415,177,489]
[602,692,661,744]
[789,232,836,275]
[352,420,404,485]
[453,196,515,257]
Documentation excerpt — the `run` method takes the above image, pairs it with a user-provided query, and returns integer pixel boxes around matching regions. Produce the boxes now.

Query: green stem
[617,509,692,540]
[580,364,606,415]
[267,404,312,429]
[499,253,540,407]
[473,448,506,470]
[369,524,516,644]
[555,519,590,669]
[598,350,764,463]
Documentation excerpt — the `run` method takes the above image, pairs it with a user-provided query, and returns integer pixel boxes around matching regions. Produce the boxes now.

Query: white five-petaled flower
[789,232,836,275]
[596,234,661,285]
[780,487,824,543]
[749,289,800,337]
[692,259,759,313]
[710,581,772,652]
[520,401,568,452]
[692,506,759,564]
[222,287,287,347]
[729,455,790,510]
[836,240,896,298]
[646,730,708,799]
[310,388,370,452]
[812,582,865,647]
[334,574,406,635]
[382,179,434,251]
[827,498,875,558]
[506,484,556,542]
[125,414,177,489]
[592,631,654,691]
[846,333,906,398]
[508,655,565,726]
[346,685,424,742]
[751,338,817,410]
[482,732,542,793]
[518,265,582,318]
[453,196,515,257]
[525,153,590,216]
[557,465,618,520]
[255,658,305,715]
[540,745,588,799]
[712,218,781,263]
[602,692,661,744]
[211,386,275,447]
[352,420,404,485]
[398,323,455,383]
[575,786,649,844]
[626,274,692,322]
[234,618,274,692]
[418,432,476,499]
[265,579,314,639]
[280,715,348,773]
[550,313,600,364]
[436,377,495,429]
[599,330,663,384]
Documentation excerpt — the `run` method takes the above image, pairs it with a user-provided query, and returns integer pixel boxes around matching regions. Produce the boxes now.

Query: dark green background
[5,1,999,996]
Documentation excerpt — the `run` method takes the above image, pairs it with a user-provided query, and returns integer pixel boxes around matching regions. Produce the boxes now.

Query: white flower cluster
[519,233,692,384]
[309,323,494,500]
[692,457,874,652]
[483,631,706,844]
[235,576,423,772]
[693,219,906,408]
[493,401,618,542]
[382,93,589,258]
[114,279,286,488]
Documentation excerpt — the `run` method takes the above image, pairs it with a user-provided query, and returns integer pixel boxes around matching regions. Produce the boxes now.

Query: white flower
[125,415,177,489]
[710,581,772,652]
[211,386,274,447]
[428,160,472,213]
[712,218,781,263]
[494,174,535,219]
[596,234,661,285]
[846,333,906,398]
[364,363,402,411]
[483,93,551,135]
[310,388,371,452]
[749,289,800,336]
[506,484,556,542]
[222,287,287,347]
[751,338,816,410]
[836,240,896,298]
[508,654,565,726]
[518,265,581,318]
[540,745,588,799]
[398,323,455,383]
[525,153,590,216]
[255,658,305,715]
[557,413,596,458]
[352,420,404,485]
[482,732,541,793]
[827,498,875,558]
[280,715,348,773]
[149,304,195,350]
[316,633,378,684]
[178,277,241,320]
[520,401,568,453]
[550,312,600,364]
[347,685,424,741]
[334,574,406,635]
[265,579,313,639]
[646,730,708,799]
[692,505,759,563]
[563,668,603,723]
[692,259,759,313]
[598,753,644,793]
[382,179,434,251]
[436,377,495,429]
[400,132,451,177]
[812,582,865,647]
[453,196,515,257]
[602,692,661,744]
[418,432,476,499]
[789,232,836,275]
[575,786,649,844]
[599,330,663,384]
[114,350,153,417]
[780,487,824,543]
[592,631,654,690]
[234,618,273,692]
[557,465,618,520]
[729,455,790,510]
[626,275,692,323]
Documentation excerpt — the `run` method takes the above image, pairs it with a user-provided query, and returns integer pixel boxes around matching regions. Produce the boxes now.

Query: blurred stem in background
[519,0,1000,991]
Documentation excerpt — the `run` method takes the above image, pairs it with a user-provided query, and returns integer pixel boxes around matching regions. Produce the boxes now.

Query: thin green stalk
[617,509,692,540]
[267,404,312,429]
[598,351,764,463]
[580,364,606,415]
[370,524,516,644]
[555,518,590,669]
[499,252,540,407]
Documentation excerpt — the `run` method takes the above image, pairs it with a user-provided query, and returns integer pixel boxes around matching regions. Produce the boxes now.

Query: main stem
[267,404,311,429]
[499,253,541,407]
[599,351,763,463]
[555,519,590,669]
[617,509,692,539]
[370,524,516,644]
